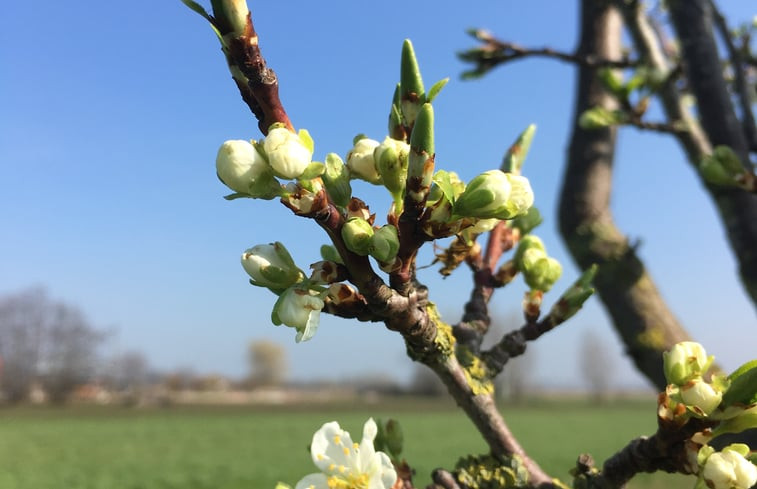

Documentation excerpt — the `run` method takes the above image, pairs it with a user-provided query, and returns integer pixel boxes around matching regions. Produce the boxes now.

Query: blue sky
[1,1,754,389]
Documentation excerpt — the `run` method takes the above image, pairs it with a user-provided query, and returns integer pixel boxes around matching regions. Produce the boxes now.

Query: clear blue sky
[1,1,754,389]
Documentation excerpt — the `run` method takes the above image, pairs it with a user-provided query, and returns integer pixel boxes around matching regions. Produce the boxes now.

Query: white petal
[294,473,329,489]
[296,309,320,343]
[311,421,354,472]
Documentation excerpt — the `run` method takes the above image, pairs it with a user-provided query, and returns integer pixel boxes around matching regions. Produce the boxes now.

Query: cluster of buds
[695,444,757,489]
[661,342,725,418]
[215,125,316,199]
[513,236,562,293]
[699,146,755,191]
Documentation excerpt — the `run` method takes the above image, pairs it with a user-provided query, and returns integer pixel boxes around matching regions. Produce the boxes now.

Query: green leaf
[425,78,449,104]
[501,124,536,174]
[298,129,315,154]
[299,162,325,180]
[433,170,457,205]
[223,192,251,201]
[722,360,757,406]
[180,0,213,21]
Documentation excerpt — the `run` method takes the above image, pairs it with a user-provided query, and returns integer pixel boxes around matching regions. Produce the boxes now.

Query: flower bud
[216,140,280,198]
[281,181,326,215]
[701,445,757,489]
[521,249,562,292]
[263,127,313,179]
[680,378,722,416]
[375,137,410,202]
[341,217,375,256]
[400,39,425,127]
[453,170,533,221]
[384,419,404,458]
[346,138,381,183]
[513,235,546,267]
[663,341,711,386]
[322,153,352,207]
[501,124,536,175]
[271,286,324,342]
[370,225,400,263]
[700,146,747,187]
[241,242,303,290]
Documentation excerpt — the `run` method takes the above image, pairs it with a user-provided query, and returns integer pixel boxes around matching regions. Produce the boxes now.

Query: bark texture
[559,0,692,389]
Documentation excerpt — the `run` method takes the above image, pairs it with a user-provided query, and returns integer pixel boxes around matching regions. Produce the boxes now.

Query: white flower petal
[294,473,328,489]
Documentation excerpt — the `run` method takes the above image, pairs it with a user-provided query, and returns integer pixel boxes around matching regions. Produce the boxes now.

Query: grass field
[0,399,693,489]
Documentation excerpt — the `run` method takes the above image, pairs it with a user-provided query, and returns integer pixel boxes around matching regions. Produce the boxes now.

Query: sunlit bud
[701,445,757,489]
[700,146,748,187]
[509,207,543,235]
[375,137,410,203]
[342,217,375,256]
[320,244,343,265]
[241,242,303,291]
[216,140,280,198]
[468,218,500,235]
[322,153,352,207]
[407,104,435,201]
[384,419,404,458]
[453,170,533,220]
[346,138,381,183]
[271,286,324,342]
[210,0,249,37]
[513,235,546,266]
[309,261,341,284]
[263,127,313,180]
[663,341,711,386]
[521,249,562,292]
[501,124,536,175]
[370,225,400,263]
[680,378,722,416]
[400,39,425,126]
[547,265,597,324]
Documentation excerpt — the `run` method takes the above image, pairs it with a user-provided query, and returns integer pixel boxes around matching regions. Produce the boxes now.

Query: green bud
[388,84,404,140]
[521,249,562,292]
[578,107,626,129]
[513,235,546,266]
[700,146,746,186]
[453,170,533,220]
[320,244,343,265]
[241,242,304,291]
[407,104,435,202]
[322,153,352,207]
[346,138,381,184]
[370,224,400,263]
[663,341,711,386]
[501,124,536,175]
[547,265,597,324]
[679,378,723,416]
[400,39,425,126]
[509,207,543,235]
[375,137,410,205]
[384,419,404,458]
[598,68,624,97]
[341,217,374,256]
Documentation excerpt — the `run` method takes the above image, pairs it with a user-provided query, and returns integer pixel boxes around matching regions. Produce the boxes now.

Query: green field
[0,399,692,489]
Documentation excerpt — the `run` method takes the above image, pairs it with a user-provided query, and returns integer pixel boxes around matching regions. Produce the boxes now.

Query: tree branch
[459,29,637,79]
[560,0,693,390]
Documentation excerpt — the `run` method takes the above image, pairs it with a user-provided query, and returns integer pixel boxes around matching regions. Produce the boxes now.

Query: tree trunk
[559,0,692,389]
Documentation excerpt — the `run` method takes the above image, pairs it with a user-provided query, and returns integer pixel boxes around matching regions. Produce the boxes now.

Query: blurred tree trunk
[559,0,692,390]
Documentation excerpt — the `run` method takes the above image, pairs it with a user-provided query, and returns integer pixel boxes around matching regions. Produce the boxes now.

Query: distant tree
[248,340,287,387]
[0,287,105,403]
[105,351,150,391]
[579,329,616,402]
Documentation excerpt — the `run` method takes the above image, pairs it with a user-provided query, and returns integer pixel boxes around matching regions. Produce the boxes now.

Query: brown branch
[709,0,757,152]
[459,29,637,79]
[429,469,461,489]
[215,12,293,134]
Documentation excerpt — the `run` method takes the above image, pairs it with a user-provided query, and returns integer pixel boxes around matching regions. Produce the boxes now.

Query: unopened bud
[384,419,404,458]
[521,249,562,292]
[501,124,536,175]
[701,444,757,489]
[400,40,425,126]
[216,139,280,198]
[309,261,341,284]
[513,235,546,266]
[263,127,314,180]
[346,138,381,183]
[663,341,711,386]
[322,153,352,207]
[375,137,410,203]
[241,242,303,290]
[680,378,722,416]
[342,217,375,256]
[453,170,533,220]
[700,146,748,187]
[370,225,400,263]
